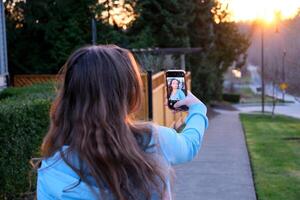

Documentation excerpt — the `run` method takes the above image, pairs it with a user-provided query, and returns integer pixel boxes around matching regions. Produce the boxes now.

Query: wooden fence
[13,74,58,87]
[13,72,191,128]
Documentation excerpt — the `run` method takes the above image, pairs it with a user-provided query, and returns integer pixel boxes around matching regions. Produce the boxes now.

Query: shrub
[0,83,56,101]
[0,98,51,199]
[0,84,55,199]
[222,93,241,103]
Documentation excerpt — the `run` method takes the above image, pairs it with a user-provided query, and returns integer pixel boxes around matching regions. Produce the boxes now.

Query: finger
[174,99,185,108]
[173,108,181,113]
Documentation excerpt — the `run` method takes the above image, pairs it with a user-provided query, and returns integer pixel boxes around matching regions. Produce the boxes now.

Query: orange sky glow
[220,0,300,23]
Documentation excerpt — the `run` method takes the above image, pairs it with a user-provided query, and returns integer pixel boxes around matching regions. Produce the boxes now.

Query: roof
[131,47,202,55]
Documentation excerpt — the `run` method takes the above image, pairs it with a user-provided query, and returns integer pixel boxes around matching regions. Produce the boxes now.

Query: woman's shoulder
[39,146,80,178]
[37,146,102,199]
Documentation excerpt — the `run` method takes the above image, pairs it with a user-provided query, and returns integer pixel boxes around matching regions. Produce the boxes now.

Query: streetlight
[282,50,286,101]
[274,13,287,103]
[261,25,265,113]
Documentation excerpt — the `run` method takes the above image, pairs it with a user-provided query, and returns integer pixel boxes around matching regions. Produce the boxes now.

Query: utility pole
[261,25,265,113]
[91,18,97,45]
[282,50,286,101]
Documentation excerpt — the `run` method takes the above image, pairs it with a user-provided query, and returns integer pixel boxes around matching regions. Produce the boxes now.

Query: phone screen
[166,70,188,111]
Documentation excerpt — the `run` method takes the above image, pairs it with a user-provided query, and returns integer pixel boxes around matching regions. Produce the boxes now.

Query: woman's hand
[173,91,202,109]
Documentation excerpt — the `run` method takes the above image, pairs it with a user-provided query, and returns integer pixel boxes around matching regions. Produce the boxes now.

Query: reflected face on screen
[167,78,186,101]
[166,71,188,110]
[171,79,179,90]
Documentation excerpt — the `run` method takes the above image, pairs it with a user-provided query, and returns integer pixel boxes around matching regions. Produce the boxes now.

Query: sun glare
[220,0,300,23]
[97,0,136,30]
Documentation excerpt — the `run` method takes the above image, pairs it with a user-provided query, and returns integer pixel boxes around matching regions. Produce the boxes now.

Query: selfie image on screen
[167,77,186,101]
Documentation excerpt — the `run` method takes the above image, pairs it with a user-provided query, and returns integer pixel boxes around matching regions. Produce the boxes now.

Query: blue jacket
[37,103,209,199]
[169,89,185,101]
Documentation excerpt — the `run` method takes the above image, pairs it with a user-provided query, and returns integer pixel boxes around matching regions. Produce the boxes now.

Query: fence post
[6,74,10,87]
[180,54,185,70]
[147,70,153,120]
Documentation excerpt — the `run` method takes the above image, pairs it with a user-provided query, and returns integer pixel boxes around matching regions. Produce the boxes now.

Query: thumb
[174,99,186,108]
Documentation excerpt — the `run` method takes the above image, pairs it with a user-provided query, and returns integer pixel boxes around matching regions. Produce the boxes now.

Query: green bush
[0,84,55,199]
[222,93,241,103]
[0,98,51,199]
[0,83,56,101]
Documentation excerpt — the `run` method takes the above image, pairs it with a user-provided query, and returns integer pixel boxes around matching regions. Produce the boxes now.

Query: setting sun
[220,0,300,23]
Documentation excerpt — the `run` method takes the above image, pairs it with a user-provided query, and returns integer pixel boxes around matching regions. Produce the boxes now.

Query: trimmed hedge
[222,93,241,103]
[0,83,55,101]
[0,85,54,199]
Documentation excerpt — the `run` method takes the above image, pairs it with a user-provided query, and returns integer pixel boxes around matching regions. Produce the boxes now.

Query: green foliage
[189,0,250,102]
[188,0,216,102]
[240,114,300,200]
[5,0,96,74]
[5,0,250,102]
[0,83,56,101]
[96,23,130,47]
[127,0,194,49]
[222,93,240,103]
[0,84,55,198]
[0,98,51,199]
[128,26,156,48]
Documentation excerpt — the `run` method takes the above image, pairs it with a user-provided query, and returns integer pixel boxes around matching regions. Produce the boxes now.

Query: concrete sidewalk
[174,111,256,200]
[234,103,300,119]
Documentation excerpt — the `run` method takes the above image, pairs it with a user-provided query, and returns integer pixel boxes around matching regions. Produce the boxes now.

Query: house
[0,1,8,89]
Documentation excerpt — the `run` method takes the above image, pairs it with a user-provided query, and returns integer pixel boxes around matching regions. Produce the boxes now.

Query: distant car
[256,87,262,92]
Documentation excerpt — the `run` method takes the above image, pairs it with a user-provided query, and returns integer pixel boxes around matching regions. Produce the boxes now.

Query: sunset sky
[4,0,300,27]
[220,0,300,23]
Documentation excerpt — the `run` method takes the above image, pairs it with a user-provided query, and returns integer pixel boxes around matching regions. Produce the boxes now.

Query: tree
[129,0,194,48]
[188,0,215,102]
[189,0,250,102]
[5,0,250,103]
[5,0,96,74]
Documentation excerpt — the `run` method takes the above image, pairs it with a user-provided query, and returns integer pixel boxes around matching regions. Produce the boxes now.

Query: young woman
[37,45,208,200]
[168,79,186,101]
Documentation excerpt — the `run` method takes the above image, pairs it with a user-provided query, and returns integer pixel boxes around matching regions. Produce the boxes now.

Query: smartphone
[165,70,188,111]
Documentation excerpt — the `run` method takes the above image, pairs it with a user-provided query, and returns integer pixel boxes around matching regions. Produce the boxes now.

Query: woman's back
[37,45,208,200]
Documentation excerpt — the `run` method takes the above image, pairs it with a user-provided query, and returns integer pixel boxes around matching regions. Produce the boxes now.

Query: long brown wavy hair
[167,79,180,99]
[41,45,168,199]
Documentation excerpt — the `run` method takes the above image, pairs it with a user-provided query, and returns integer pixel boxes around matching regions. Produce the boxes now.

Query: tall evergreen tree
[130,0,195,48]
[5,0,95,74]
[209,1,250,100]
[5,0,249,103]
[188,0,216,102]
[189,0,250,102]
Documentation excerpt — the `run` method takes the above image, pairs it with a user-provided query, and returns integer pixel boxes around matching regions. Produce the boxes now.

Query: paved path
[174,111,256,200]
[234,103,300,119]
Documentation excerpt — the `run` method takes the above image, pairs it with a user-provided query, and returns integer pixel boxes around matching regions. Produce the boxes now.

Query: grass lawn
[240,114,300,200]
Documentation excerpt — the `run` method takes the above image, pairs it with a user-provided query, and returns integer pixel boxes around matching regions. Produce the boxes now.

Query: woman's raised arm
[157,93,208,165]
